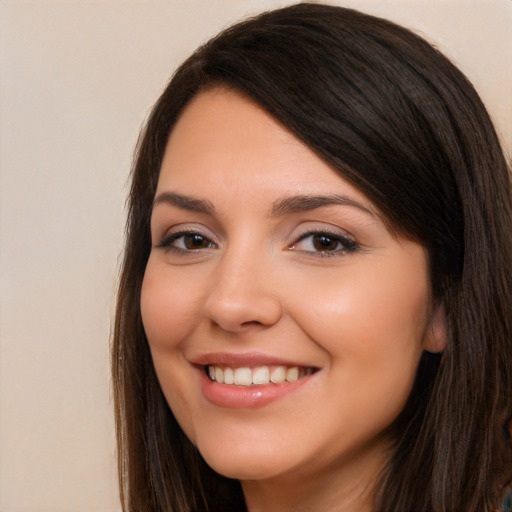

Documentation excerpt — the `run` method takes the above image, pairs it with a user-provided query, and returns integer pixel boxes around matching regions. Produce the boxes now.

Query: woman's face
[141,88,442,491]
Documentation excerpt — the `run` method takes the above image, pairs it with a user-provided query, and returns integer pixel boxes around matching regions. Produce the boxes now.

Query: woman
[112,3,512,511]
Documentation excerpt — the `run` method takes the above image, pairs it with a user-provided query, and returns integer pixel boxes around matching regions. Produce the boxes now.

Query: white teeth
[234,367,252,386]
[207,364,312,386]
[215,367,224,384]
[286,367,299,382]
[252,366,270,385]
[270,365,286,383]
[224,367,234,384]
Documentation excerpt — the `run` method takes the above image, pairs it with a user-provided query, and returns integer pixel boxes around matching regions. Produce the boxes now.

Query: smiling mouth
[205,365,317,386]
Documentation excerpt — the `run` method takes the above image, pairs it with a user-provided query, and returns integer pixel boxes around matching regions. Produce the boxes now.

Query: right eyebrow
[152,192,215,214]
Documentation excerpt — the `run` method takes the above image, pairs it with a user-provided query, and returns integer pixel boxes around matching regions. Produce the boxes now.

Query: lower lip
[198,368,314,408]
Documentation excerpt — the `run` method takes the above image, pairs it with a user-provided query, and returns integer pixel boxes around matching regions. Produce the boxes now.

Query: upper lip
[190,351,318,368]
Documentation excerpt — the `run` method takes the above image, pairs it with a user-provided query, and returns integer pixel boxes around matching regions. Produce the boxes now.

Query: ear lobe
[423,304,448,354]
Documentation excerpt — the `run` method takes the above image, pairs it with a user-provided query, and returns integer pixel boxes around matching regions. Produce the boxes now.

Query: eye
[159,230,217,252]
[291,230,359,256]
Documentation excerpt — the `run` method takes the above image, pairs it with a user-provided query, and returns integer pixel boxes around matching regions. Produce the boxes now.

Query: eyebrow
[152,191,377,218]
[271,194,377,218]
[152,192,215,214]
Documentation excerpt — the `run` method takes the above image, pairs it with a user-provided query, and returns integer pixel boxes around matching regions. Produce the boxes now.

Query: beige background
[0,1,510,510]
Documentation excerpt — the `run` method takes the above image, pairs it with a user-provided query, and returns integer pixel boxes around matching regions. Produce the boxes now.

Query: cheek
[140,258,202,347]
[288,256,430,402]
[295,254,430,348]
[140,258,204,440]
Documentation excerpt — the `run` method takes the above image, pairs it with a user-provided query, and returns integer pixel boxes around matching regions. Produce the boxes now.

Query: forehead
[157,87,375,212]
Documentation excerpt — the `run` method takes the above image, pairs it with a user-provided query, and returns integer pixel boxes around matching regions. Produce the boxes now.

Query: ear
[423,303,448,354]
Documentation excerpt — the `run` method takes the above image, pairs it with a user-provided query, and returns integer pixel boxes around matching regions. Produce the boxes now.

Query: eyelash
[291,230,360,257]
[157,229,360,257]
[158,230,217,255]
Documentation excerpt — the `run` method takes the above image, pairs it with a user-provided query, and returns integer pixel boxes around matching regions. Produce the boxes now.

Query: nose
[204,247,283,333]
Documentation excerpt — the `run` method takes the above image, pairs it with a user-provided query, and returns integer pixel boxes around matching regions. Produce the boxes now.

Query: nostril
[205,290,283,332]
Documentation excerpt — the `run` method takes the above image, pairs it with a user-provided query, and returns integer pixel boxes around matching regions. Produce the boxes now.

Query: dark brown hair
[112,3,512,511]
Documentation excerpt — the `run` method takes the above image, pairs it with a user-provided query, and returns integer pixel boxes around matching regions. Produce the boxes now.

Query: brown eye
[312,234,340,252]
[158,231,216,252]
[183,233,210,250]
[291,231,360,256]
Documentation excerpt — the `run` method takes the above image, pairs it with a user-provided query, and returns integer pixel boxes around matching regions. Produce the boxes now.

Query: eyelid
[156,224,218,249]
[289,227,360,256]
[288,222,356,244]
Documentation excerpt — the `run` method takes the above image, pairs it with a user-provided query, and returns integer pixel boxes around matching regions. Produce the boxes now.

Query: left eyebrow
[271,194,378,218]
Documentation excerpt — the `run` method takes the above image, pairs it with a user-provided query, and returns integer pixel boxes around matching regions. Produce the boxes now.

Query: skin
[141,88,445,512]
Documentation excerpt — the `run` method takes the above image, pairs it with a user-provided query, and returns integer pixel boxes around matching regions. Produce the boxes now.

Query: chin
[196,437,294,481]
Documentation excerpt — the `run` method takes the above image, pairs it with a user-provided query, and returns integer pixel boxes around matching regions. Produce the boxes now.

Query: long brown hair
[112,4,512,511]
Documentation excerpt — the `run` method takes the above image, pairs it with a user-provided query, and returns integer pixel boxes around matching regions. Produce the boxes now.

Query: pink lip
[192,353,318,409]
[191,351,310,367]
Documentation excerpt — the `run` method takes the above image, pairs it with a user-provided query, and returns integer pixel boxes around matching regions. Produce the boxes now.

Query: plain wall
[0,1,510,510]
